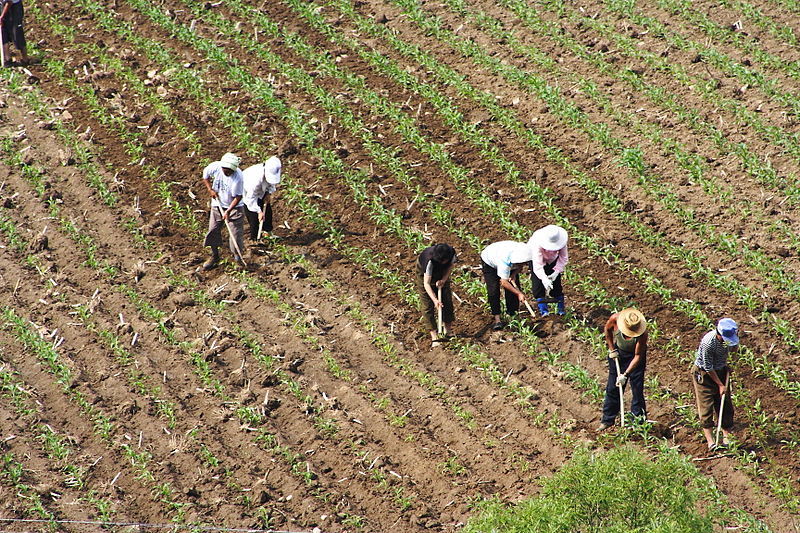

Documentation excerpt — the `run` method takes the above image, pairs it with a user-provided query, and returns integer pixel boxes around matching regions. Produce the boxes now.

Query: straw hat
[529,225,568,251]
[220,152,241,170]
[264,156,282,185]
[617,308,647,337]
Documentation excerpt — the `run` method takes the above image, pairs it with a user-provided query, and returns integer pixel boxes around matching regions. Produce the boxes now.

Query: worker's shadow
[471,318,550,339]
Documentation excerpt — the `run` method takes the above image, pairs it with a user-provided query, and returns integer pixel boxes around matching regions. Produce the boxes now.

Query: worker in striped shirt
[692,318,738,451]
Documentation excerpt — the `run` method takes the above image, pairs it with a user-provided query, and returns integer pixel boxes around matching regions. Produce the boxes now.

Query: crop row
[25,0,800,524]
[0,65,358,527]
[128,0,800,456]
[3,33,552,528]
[36,0,800,466]
[103,0,796,516]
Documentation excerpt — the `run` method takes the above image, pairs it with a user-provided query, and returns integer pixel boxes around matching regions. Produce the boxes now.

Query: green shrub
[465,445,714,532]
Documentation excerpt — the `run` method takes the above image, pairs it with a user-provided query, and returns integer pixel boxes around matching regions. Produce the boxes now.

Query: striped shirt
[694,330,729,371]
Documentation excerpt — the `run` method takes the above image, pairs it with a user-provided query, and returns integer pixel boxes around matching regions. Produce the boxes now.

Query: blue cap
[717,318,739,347]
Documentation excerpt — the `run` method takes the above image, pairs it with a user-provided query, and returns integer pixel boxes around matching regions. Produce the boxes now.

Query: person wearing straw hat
[692,318,738,451]
[597,308,649,431]
[480,240,533,331]
[528,225,569,317]
[0,0,29,66]
[416,243,457,346]
[242,156,281,241]
[201,152,245,270]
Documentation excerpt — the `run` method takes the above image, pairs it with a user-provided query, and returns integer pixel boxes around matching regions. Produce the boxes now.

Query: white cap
[220,152,241,170]
[264,156,281,185]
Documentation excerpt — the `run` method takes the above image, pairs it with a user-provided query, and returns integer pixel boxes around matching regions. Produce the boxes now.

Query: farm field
[3,0,800,530]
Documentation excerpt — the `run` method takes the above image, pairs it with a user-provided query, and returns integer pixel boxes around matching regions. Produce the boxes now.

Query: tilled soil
[1,0,800,531]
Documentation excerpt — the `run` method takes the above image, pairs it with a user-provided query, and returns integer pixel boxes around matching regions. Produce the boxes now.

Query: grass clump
[464,445,717,532]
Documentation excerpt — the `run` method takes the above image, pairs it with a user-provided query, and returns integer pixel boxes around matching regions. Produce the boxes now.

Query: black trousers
[482,260,520,316]
[244,200,273,240]
[601,354,647,425]
[2,2,25,50]
[531,260,564,299]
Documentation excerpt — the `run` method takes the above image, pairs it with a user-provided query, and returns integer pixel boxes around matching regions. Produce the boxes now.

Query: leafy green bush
[465,446,715,532]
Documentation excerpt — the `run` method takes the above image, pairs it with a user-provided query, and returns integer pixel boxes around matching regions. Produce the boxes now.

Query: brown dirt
[1,0,799,531]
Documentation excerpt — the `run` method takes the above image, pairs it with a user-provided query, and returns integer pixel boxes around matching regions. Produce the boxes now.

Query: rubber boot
[537,298,549,317]
[556,296,566,316]
[203,247,220,270]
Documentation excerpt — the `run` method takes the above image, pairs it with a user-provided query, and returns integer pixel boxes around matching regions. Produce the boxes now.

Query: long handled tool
[217,206,247,267]
[522,298,537,317]
[509,278,538,317]
[437,286,444,337]
[715,372,731,447]
[614,358,626,427]
[0,25,5,68]
[257,217,264,241]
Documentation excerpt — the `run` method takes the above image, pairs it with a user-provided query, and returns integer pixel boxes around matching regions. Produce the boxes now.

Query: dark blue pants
[601,355,646,425]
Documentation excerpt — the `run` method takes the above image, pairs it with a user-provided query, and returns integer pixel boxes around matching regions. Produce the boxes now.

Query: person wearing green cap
[692,318,739,451]
[201,152,245,270]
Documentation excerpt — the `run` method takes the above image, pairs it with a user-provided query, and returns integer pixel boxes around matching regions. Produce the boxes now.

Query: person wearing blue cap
[692,318,739,451]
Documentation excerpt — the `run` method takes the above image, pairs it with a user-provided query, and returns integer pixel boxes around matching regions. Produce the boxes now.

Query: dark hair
[432,243,455,263]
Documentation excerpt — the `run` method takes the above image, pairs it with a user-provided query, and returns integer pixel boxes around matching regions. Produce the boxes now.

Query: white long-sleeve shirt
[242,159,281,214]
[528,227,569,282]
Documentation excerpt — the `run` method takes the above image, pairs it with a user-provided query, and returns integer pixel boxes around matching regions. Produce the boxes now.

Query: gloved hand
[547,272,559,282]
[616,374,628,387]
[542,277,554,293]
[608,349,619,360]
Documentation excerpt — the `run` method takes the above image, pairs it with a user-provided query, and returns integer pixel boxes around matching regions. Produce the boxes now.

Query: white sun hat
[219,152,241,170]
[264,156,282,185]
[529,224,568,251]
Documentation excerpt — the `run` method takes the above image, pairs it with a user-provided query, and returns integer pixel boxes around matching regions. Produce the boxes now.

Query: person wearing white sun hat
[692,317,739,451]
[242,156,282,241]
[201,152,245,270]
[527,224,569,316]
[597,307,649,431]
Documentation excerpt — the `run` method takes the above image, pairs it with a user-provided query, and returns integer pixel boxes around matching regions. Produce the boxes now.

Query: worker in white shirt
[480,240,533,330]
[242,156,281,241]
[201,152,245,270]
